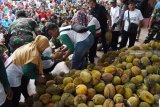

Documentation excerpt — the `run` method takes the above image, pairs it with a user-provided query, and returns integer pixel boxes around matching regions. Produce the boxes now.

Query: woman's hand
[37,75,46,84]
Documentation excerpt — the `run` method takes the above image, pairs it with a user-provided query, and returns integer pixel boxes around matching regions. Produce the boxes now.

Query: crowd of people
[0,0,160,107]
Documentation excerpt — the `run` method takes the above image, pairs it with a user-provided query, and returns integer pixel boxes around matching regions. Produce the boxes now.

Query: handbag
[127,10,138,33]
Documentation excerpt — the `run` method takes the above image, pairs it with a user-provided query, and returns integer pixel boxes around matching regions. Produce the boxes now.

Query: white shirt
[60,25,91,44]
[110,6,121,31]
[5,56,23,87]
[42,47,54,69]
[88,17,101,34]
[123,9,144,31]
[0,82,6,106]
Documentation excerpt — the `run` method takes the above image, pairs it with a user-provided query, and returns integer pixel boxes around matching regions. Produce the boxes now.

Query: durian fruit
[64,83,76,93]
[92,94,105,105]
[126,55,134,63]
[154,94,160,104]
[33,101,43,107]
[80,71,92,83]
[146,65,154,74]
[131,66,141,76]
[141,57,151,67]
[150,83,160,94]
[151,55,160,62]
[112,76,121,85]
[46,80,55,87]
[139,90,155,104]
[151,104,159,107]
[148,74,160,83]
[139,102,151,107]
[46,84,61,95]
[73,77,83,86]
[87,88,96,100]
[54,101,64,107]
[103,65,117,75]
[126,63,133,69]
[123,69,132,78]
[115,103,125,107]
[141,69,148,77]
[124,88,133,99]
[94,81,105,93]
[138,84,148,91]
[74,94,87,106]
[130,75,143,85]
[103,99,114,107]
[101,73,113,83]
[94,105,103,107]
[77,103,88,107]
[54,75,64,84]
[132,58,141,66]
[104,84,116,98]
[51,95,61,103]
[36,84,46,95]
[39,93,51,104]
[76,84,88,95]
[53,52,63,59]
[91,70,101,85]
[127,97,139,107]
[116,68,124,77]
[63,77,73,86]
[113,94,124,104]
[115,85,125,95]
[121,74,130,84]
[145,51,153,58]
[124,82,136,92]
[45,103,54,107]
[61,93,74,106]
[87,101,95,107]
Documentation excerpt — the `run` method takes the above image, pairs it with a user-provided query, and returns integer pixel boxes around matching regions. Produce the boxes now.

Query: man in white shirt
[109,0,121,50]
[120,0,143,48]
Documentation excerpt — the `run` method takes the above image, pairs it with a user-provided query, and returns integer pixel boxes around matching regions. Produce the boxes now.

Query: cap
[155,2,160,9]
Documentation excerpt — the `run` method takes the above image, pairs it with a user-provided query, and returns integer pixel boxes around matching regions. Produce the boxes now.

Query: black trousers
[120,30,137,49]
[11,87,21,107]
[111,31,121,50]
[101,30,109,53]
[0,99,11,107]
[89,36,98,63]
[20,76,30,99]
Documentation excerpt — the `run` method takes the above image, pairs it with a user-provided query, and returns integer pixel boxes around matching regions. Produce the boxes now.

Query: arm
[59,34,74,59]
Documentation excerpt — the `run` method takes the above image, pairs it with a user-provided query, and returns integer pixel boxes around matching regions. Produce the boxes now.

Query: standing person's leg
[21,76,30,99]
[119,31,129,49]
[89,37,98,63]
[72,34,94,70]
[128,30,137,47]
[11,87,21,107]
[101,30,109,53]
[111,31,120,50]
[144,26,157,43]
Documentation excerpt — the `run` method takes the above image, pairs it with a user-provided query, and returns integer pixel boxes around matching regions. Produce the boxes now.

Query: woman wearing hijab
[5,35,49,107]
[71,10,101,64]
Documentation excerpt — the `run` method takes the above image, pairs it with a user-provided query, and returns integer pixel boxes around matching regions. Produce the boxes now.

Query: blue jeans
[71,34,94,70]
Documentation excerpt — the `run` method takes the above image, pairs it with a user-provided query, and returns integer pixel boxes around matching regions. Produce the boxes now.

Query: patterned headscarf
[71,10,93,27]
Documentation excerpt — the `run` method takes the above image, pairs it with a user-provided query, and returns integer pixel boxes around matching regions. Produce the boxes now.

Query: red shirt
[39,13,48,20]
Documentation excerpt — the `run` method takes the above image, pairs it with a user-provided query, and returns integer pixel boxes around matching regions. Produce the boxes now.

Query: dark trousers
[21,76,30,99]
[101,31,109,53]
[0,99,11,107]
[11,87,21,107]
[89,37,98,63]
[111,31,121,50]
[120,30,137,49]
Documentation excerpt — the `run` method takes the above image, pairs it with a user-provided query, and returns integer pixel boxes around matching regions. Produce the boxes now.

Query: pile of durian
[33,42,160,107]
